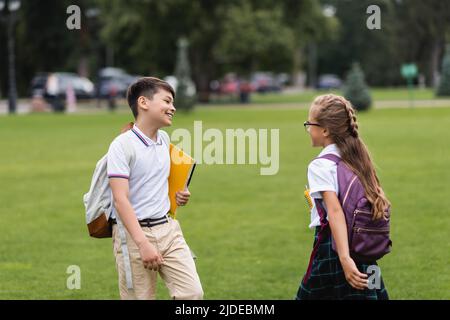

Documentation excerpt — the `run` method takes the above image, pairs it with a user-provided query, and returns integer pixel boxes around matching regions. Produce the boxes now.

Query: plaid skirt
[296,226,389,300]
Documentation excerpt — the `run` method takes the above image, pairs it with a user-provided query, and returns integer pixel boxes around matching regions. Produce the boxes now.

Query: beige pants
[112,217,203,300]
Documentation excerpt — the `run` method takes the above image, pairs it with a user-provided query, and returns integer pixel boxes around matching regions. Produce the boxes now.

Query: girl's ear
[322,127,330,137]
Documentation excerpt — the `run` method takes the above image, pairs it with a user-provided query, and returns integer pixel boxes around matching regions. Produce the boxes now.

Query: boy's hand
[175,188,191,206]
[138,241,164,271]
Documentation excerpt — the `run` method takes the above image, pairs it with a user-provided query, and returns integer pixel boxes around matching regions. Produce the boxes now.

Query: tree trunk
[307,42,317,88]
[193,49,214,103]
[291,46,303,87]
[429,38,443,88]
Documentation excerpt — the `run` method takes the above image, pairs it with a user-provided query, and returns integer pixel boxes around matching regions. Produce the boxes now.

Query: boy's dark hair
[126,77,175,119]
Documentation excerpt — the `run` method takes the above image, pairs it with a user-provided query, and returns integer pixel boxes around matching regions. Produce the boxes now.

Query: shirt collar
[131,124,162,147]
[318,143,341,157]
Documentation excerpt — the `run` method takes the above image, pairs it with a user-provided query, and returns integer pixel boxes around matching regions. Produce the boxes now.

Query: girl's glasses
[303,121,321,132]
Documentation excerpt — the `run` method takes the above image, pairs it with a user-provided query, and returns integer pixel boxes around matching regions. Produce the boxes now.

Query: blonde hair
[312,94,390,220]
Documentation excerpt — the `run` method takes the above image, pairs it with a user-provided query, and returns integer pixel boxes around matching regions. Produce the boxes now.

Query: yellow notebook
[168,144,196,218]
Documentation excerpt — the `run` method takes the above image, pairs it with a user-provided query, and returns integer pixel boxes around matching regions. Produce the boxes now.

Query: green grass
[0,105,449,299]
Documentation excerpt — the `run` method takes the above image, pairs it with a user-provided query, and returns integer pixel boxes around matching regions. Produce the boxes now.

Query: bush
[343,62,372,111]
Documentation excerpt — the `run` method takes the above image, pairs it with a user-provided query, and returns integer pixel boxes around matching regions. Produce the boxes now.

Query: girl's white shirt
[307,143,341,229]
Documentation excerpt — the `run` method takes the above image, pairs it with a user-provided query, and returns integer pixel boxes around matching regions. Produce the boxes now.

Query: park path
[202,99,450,110]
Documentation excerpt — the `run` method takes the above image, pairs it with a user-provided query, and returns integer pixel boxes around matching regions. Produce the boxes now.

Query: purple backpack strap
[316,153,341,164]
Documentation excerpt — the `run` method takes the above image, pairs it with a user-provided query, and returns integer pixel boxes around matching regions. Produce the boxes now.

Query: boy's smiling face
[138,89,176,127]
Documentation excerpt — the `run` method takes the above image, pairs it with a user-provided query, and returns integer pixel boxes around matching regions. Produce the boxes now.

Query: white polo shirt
[107,124,170,220]
[307,144,341,229]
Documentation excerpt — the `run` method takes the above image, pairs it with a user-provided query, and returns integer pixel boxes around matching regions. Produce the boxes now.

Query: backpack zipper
[354,209,372,215]
[353,227,390,234]
[350,210,373,235]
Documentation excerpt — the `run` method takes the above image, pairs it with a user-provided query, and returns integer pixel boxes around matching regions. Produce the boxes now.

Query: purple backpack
[315,154,392,262]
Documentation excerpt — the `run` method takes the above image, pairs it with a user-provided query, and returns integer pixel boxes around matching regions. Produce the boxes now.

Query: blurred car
[221,79,240,94]
[210,73,255,95]
[251,72,285,93]
[211,72,289,96]
[96,67,140,98]
[217,73,240,95]
[317,74,342,89]
[30,72,95,100]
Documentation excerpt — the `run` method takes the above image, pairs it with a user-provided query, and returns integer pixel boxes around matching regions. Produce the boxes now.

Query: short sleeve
[307,159,338,199]
[107,139,130,179]
[159,130,170,146]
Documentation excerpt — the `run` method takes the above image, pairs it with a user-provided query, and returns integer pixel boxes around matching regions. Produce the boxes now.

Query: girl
[296,94,390,300]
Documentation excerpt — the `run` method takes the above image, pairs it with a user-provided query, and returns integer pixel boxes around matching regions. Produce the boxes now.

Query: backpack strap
[303,199,330,283]
[316,153,341,164]
[114,214,134,292]
[112,138,136,292]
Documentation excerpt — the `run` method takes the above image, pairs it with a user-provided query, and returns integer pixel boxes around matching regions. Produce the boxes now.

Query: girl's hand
[322,191,368,291]
[340,256,368,290]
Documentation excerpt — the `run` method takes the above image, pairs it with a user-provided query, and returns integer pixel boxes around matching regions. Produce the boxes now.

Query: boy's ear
[137,96,149,112]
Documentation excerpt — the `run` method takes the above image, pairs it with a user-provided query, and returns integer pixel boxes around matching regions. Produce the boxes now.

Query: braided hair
[345,102,359,138]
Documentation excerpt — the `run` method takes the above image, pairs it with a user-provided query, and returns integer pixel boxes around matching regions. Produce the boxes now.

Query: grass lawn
[0,105,449,299]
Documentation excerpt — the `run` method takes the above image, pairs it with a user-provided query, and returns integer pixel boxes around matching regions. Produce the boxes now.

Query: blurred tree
[213,3,294,76]
[97,0,333,102]
[98,0,168,75]
[437,44,450,97]
[188,0,237,102]
[317,0,400,86]
[1,1,74,95]
[97,0,227,102]
[5,0,450,98]
[1,0,101,96]
[282,0,338,87]
[394,0,450,87]
[317,0,450,87]
[343,62,372,111]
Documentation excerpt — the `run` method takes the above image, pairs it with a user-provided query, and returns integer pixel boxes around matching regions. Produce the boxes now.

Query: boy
[107,77,203,300]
